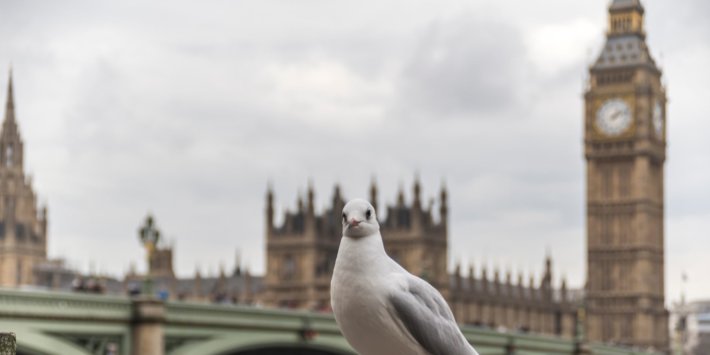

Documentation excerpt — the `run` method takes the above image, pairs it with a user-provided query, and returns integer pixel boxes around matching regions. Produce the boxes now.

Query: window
[16,260,22,285]
[5,144,13,167]
[282,255,296,280]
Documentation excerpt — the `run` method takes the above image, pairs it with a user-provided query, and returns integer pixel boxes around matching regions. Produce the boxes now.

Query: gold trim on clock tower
[584,0,668,351]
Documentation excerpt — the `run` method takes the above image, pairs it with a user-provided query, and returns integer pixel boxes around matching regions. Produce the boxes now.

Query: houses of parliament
[0,0,669,351]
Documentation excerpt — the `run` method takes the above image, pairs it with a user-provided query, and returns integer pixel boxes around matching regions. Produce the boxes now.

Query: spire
[5,68,14,122]
[333,184,342,202]
[265,182,274,234]
[1,69,23,170]
[439,180,448,227]
[413,173,421,209]
[397,183,405,207]
[296,190,304,212]
[307,179,315,215]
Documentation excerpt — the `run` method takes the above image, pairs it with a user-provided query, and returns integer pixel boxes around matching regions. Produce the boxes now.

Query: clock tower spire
[584,0,668,351]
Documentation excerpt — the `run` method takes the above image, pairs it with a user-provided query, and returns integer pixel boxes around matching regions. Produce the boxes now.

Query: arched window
[5,144,13,167]
[282,255,296,280]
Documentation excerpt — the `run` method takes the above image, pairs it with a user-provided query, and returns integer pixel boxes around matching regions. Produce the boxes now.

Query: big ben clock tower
[584,0,668,350]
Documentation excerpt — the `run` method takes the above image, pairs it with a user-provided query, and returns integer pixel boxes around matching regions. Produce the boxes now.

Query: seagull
[331,198,478,355]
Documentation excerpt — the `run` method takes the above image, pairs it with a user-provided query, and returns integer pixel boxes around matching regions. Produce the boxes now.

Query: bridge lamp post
[139,214,161,297]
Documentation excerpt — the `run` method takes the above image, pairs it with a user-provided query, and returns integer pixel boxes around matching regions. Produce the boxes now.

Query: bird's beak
[349,218,361,227]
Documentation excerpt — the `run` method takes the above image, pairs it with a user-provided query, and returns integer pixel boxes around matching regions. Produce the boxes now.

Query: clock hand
[611,110,621,121]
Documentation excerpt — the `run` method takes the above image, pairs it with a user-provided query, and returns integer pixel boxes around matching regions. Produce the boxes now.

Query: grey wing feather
[389,277,478,355]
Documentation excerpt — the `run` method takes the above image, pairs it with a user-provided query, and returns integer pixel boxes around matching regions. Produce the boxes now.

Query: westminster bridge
[0,289,662,355]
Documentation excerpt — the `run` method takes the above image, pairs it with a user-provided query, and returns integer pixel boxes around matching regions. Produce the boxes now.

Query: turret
[481,266,489,294]
[369,177,378,212]
[193,266,202,298]
[412,176,422,230]
[305,181,316,233]
[468,264,475,291]
[454,262,461,291]
[541,255,553,301]
[397,184,405,207]
[505,270,512,298]
[307,180,315,217]
[561,276,568,303]
[413,174,421,210]
[266,183,275,233]
[439,182,448,230]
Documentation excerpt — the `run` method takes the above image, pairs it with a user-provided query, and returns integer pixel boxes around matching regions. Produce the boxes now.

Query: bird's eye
[342,213,347,221]
[366,209,371,219]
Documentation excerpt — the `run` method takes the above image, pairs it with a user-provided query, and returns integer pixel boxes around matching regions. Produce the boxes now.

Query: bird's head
[342,198,379,238]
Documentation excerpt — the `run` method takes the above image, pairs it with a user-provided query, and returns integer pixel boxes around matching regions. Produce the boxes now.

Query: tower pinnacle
[5,68,15,124]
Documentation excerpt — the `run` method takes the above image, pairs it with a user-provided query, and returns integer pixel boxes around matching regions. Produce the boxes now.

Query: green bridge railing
[0,289,664,355]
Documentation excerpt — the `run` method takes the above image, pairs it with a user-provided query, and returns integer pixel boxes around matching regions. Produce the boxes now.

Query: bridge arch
[221,344,353,355]
[169,335,355,355]
[15,331,91,355]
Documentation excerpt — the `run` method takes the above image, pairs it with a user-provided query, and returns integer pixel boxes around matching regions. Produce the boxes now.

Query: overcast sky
[1,0,708,303]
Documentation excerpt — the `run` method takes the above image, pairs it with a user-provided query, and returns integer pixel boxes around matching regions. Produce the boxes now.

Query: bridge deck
[0,289,663,355]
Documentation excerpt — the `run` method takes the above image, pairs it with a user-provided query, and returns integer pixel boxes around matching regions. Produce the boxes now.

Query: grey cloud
[1,0,708,300]
[396,15,528,118]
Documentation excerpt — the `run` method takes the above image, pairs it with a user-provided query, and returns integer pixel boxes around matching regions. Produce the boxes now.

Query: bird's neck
[336,233,391,274]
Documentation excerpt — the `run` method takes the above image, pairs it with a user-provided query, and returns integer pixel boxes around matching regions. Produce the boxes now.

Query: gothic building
[0,71,49,287]
[263,179,576,337]
[261,179,449,310]
[584,0,668,350]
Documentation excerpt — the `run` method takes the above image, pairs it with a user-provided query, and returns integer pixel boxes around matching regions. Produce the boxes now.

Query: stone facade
[263,179,576,337]
[0,72,48,288]
[584,0,669,350]
[449,258,576,336]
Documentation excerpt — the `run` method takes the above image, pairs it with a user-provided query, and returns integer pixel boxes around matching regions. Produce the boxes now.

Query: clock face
[596,98,632,136]
[652,100,664,138]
